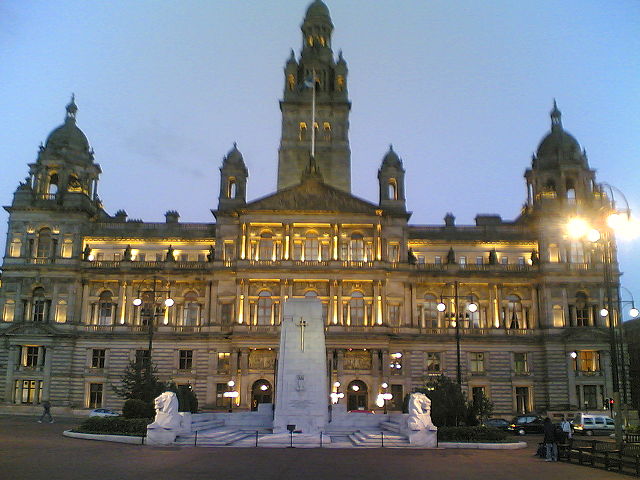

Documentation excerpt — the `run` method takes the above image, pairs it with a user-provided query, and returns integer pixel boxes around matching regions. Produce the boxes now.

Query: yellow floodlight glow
[586,229,601,243]
[566,217,590,239]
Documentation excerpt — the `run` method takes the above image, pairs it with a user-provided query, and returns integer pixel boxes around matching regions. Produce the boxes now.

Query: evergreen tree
[422,375,467,426]
[112,360,166,404]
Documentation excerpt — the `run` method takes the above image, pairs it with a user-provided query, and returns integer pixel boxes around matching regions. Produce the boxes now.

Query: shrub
[75,417,149,436]
[166,382,199,413]
[122,398,155,419]
[437,426,508,443]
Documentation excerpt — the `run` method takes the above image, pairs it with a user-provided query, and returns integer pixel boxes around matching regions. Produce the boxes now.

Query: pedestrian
[543,417,557,461]
[560,418,572,441]
[38,400,54,423]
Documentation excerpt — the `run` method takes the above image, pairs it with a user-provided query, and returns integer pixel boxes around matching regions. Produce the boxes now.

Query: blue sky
[1,0,639,310]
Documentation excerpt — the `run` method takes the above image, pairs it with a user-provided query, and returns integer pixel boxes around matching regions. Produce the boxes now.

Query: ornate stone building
[0,1,625,416]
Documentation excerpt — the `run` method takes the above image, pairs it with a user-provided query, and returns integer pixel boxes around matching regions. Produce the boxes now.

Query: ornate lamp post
[131,276,174,374]
[330,381,344,404]
[437,281,478,385]
[223,380,238,412]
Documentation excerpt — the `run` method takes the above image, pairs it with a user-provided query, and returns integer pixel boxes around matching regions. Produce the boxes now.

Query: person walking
[560,418,572,441]
[543,417,557,461]
[38,400,54,423]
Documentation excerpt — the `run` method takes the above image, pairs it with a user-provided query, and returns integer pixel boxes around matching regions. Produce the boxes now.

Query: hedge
[437,426,508,442]
[74,417,150,437]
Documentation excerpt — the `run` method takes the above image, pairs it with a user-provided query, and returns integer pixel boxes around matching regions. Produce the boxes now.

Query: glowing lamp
[164,298,175,307]
[436,302,446,312]
[467,303,478,313]
[132,298,142,306]
[600,308,609,318]
[630,307,640,318]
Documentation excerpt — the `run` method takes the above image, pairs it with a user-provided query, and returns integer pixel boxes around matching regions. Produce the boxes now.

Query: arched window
[68,175,82,192]
[55,299,67,323]
[349,233,364,261]
[287,73,295,91]
[388,179,398,200]
[304,232,319,261]
[466,295,480,328]
[349,291,365,326]
[98,291,114,325]
[3,299,15,322]
[336,75,345,92]
[48,174,59,195]
[182,291,200,326]
[257,291,273,325]
[304,290,318,298]
[227,178,237,199]
[36,228,52,258]
[299,122,307,141]
[566,179,576,204]
[32,287,47,322]
[259,232,274,261]
[572,292,592,327]
[347,380,368,411]
[323,122,331,141]
[422,294,439,328]
[505,294,523,329]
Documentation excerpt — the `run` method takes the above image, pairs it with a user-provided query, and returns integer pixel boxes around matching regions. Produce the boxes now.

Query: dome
[305,0,331,20]
[44,97,90,153]
[381,145,402,168]
[534,102,585,169]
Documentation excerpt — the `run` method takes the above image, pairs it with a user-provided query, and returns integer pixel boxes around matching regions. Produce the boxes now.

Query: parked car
[89,408,120,417]
[507,415,545,435]
[572,413,616,436]
[482,418,510,431]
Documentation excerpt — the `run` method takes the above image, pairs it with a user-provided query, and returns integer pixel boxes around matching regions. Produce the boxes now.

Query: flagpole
[311,69,316,158]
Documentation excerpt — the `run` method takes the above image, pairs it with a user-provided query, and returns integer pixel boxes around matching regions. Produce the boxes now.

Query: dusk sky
[1,1,639,312]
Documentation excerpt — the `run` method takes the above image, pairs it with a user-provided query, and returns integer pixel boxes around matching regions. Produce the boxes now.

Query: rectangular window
[388,244,399,263]
[217,352,231,374]
[22,346,41,367]
[179,350,193,370]
[32,300,46,322]
[514,352,528,374]
[138,253,146,261]
[113,253,121,261]
[220,303,233,325]
[3,301,15,322]
[552,305,564,327]
[476,256,483,265]
[216,383,227,407]
[16,379,41,404]
[198,254,205,262]
[135,349,150,365]
[459,256,467,265]
[61,239,73,258]
[91,349,106,369]
[470,352,485,374]
[89,383,103,408]
[417,255,425,265]
[434,256,442,265]
[426,352,441,372]
[518,256,525,265]
[583,385,598,409]
[577,351,600,372]
[500,256,508,265]
[223,242,235,260]
[391,384,403,411]
[575,307,590,327]
[388,305,400,326]
[515,386,530,414]
[155,253,163,261]
[10,238,22,257]
[179,254,188,262]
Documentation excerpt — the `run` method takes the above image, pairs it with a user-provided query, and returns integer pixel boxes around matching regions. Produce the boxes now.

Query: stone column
[125,282,134,325]
[530,285,539,329]
[42,345,53,401]
[567,354,578,408]
[5,345,18,404]
[561,286,570,327]
[336,349,344,374]
[115,281,126,325]
[80,282,90,324]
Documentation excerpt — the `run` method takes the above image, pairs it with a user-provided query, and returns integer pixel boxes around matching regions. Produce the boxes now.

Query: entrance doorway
[251,379,272,411]
[347,380,368,411]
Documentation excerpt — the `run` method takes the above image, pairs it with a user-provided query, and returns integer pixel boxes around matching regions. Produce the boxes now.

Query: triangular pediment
[243,178,380,214]
[4,322,57,337]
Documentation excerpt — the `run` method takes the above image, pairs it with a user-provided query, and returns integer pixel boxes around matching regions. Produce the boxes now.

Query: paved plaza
[1,415,622,480]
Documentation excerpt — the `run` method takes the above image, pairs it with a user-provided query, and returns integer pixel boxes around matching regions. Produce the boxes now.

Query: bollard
[320,431,323,448]
[381,431,384,448]
[256,430,259,447]
[194,430,198,446]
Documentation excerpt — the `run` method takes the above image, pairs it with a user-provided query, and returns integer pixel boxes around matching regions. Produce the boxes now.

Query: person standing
[561,418,572,441]
[543,417,557,461]
[38,400,54,423]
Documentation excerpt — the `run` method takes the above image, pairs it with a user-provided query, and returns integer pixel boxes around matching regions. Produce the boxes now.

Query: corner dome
[534,102,585,169]
[381,145,402,168]
[44,97,91,153]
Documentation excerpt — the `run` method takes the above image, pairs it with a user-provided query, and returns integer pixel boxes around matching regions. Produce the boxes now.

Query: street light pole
[454,281,462,385]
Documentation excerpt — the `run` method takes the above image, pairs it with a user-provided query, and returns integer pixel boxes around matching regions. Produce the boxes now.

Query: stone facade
[0,1,626,417]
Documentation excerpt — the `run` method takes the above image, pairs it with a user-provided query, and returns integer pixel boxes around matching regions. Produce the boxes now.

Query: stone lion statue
[147,391,180,431]
[407,392,434,431]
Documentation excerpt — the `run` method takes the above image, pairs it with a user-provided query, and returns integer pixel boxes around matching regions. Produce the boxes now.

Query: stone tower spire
[277,0,352,192]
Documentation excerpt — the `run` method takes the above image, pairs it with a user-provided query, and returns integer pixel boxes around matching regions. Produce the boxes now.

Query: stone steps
[348,429,410,447]
[175,428,253,446]
[190,418,224,432]
[379,420,403,434]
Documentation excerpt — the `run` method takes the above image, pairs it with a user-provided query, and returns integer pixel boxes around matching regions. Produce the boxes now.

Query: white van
[572,413,616,436]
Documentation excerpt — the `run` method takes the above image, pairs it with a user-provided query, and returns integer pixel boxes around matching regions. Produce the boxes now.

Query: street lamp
[437,281,478,385]
[378,382,392,414]
[330,381,344,404]
[131,276,174,374]
[223,380,238,412]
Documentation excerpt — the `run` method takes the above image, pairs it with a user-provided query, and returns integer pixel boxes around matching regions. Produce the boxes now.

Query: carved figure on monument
[248,349,276,370]
[82,244,92,261]
[166,245,175,262]
[123,244,132,261]
[207,245,215,262]
[407,392,436,431]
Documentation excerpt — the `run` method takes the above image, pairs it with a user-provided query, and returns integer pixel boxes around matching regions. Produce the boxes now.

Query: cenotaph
[273,298,328,433]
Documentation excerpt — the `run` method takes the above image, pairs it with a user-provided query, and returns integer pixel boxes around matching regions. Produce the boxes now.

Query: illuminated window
[514,352,529,374]
[318,36,325,46]
[426,352,441,372]
[500,256,508,265]
[552,305,564,327]
[88,383,103,408]
[22,346,41,367]
[32,288,47,322]
[576,351,600,372]
[9,237,22,257]
[227,178,237,199]
[259,232,274,261]
[572,292,592,327]
[504,294,523,329]
[421,294,439,328]
[3,300,15,322]
[217,352,230,373]
[388,179,397,200]
[15,380,42,404]
[299,122,307,141]
[323,122,331,141]
[548,244,560,262]
[55,300,67,323]
[307,35,314,46]
[287,73,295,91]
[348,292,365,326]
[336,75,345,91]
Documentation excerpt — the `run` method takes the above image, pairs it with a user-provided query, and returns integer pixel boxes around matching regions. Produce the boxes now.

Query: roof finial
[550,99,562,130]
[65,93,78,122]
[389,144,394,152]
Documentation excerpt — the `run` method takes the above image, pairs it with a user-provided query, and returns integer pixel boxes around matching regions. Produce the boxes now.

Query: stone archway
[347,380,368,411]
[251,379,272,411]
